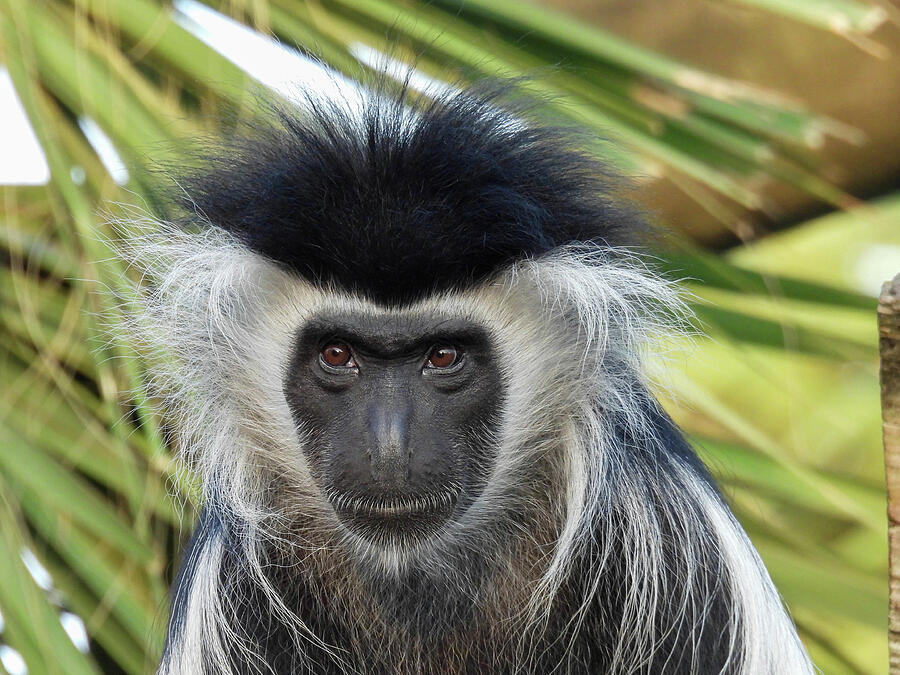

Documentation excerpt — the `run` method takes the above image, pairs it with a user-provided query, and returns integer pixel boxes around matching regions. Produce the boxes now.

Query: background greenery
[0,0,896,672]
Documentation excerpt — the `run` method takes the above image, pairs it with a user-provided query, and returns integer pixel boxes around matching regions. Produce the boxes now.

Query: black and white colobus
[123,81,813,674]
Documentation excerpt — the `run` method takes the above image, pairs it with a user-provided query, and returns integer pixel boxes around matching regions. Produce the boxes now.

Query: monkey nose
[367,404,410,485]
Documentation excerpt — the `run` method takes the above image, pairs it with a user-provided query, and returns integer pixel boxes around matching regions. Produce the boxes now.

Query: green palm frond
[0,0,891,672]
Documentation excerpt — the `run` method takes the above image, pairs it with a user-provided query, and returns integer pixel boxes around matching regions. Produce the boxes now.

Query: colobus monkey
[124,82,813,674]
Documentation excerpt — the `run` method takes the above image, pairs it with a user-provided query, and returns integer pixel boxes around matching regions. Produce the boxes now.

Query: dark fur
[166,400,738,674]
[153,81,806,674]
[178,83,643,305]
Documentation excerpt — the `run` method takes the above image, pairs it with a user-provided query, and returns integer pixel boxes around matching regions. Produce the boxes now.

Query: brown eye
[320,343,355,368]
[426,346,459,369]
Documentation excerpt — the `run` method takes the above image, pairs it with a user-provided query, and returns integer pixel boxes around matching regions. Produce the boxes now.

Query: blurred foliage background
[0,0,898,673]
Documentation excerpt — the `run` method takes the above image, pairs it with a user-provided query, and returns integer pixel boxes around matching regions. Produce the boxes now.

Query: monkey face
[283,310,504,545]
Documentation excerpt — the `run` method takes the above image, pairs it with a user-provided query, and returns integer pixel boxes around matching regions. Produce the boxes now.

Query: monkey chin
[328,488,460,550]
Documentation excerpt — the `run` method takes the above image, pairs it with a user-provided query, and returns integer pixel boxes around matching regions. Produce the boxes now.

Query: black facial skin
[283,313,504,544]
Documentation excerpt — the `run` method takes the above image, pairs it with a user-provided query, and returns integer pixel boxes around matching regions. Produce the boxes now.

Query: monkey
[120,81,814,674]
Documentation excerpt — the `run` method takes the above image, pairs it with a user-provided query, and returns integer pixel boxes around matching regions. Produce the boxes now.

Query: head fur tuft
[175,82,644,305]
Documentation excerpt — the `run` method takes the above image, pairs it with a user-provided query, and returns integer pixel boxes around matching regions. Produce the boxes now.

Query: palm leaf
[0,0,889,671]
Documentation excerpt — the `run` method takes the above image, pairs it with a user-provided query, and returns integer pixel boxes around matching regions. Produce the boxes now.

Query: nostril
[370,441,406,483]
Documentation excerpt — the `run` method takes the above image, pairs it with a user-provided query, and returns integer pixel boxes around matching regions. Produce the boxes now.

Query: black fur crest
[179,83,641,305]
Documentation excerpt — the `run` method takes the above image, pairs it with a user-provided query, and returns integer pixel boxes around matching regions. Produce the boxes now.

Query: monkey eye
[320,343,356,369]
[426,346,460,370]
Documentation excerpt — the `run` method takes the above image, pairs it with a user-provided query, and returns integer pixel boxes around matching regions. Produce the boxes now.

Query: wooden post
[881,273,900,672]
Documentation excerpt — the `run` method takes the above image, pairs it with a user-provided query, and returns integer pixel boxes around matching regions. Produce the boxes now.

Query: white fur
[114,218,813,674]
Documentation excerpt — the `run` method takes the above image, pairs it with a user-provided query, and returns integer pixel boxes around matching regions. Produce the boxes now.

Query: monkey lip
[328,488,460,538]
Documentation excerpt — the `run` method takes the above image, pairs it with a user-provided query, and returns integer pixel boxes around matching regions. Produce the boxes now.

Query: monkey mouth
[327,488,460,541]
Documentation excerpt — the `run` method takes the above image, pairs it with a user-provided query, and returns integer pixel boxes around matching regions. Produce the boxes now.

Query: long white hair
[113,217,813,675]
